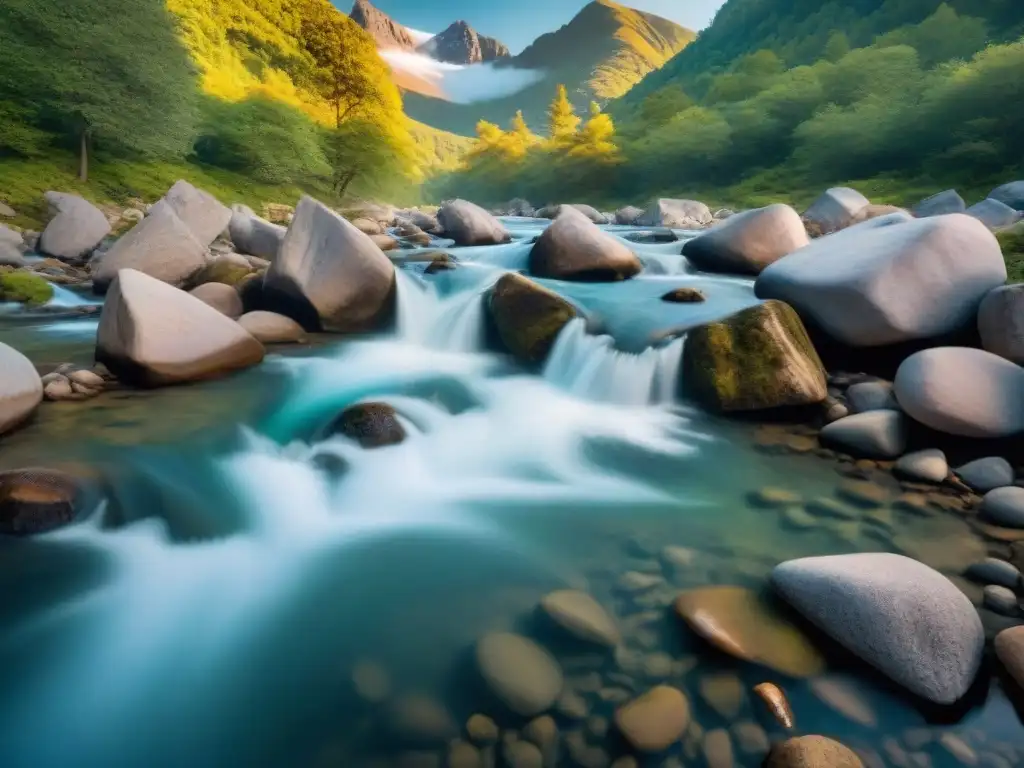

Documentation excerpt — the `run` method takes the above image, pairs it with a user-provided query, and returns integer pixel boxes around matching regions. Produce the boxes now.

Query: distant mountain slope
[619,0,1024,107]
[403,0,694,136]
[419,20,510,64]
[349,0,417,50]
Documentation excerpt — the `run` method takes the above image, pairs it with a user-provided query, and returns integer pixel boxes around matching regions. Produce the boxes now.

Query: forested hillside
[432,1,1024,210]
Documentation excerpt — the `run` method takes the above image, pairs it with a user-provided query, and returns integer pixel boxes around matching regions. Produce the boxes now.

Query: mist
[380,49,545,104]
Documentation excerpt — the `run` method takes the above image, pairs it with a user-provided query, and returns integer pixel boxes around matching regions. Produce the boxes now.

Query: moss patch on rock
[488,273,577,365]
[998,223,1024,283]
[683,300,826,411]
[190,259,253,287]
[0,271,53,305]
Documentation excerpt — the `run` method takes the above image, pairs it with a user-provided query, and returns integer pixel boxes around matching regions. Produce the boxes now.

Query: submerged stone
[324,402,406,448]
[476,632,563,717]
[539,589,620,647]
[682,300,826,412]
[614,685,690,752]
[0,467,81,536]
[766,735,864,768]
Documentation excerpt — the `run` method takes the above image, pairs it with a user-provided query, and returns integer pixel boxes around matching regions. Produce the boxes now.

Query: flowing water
[0,219,1020,767]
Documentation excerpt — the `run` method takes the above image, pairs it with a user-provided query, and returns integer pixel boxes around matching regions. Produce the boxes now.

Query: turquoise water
[0,220,1018,767]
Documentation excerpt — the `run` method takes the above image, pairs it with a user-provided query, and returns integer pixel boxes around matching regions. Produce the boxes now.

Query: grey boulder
[912,190,966,218]
[264,196,395,332]
[772,553,984,704]
[756,214,1005,346]
[91,200,207,293]
[0,226,25,266]
[161,179,231,247]
[990,181,1024,211]
[0,342,42,435]
[437,199,510,246]
[189,282,243,319]
[238,311,307,344]
[229,204,285,262]
[802,187,870,234]
[636,198,712,229]
[819,411,907,459]
[529,208,641,281]
[681,204,808,276]
[846,381,898,413]
[894,449,948,484]
[39,192,110,261]
[955,457,1014,493]
[614,206,644,225]
[895,348,1024,439]
[965,558,1020,590]
[96,268,265,387]
[979,285,1024,364]
[966,198,1021,230]
[540,204,606,224]
[981,487,1024,529]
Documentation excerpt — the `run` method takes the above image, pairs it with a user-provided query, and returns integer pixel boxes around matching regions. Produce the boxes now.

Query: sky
[339,0,726,54]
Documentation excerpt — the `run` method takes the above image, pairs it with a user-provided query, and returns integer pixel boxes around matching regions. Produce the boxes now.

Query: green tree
[0,0,198,180]
[328,118,406,198]
[547,84,581,143]
[823,32,851,62]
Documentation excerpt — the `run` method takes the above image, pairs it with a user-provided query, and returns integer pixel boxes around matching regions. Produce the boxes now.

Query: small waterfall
[47,284,101,308]
[394,268,490,353]
[543,318,685,406]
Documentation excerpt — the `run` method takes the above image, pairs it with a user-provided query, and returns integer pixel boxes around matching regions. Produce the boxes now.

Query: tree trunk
[337,170,357,198]
[78,128,89,182]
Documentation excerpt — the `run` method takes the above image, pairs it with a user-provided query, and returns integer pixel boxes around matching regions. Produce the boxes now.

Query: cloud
[380,50,545,104]
[405,27,435,45]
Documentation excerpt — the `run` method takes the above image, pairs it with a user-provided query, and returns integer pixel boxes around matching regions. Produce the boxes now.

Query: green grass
[997,224,1024,283]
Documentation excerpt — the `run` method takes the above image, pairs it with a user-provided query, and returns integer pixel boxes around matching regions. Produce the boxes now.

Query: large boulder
[681,204,808,276]
[537,204,606,224]
[614,206,644,225]
[979,285,1024,364]
[189,282,243,319]
[682,300,826,412]
[38,192,110,261]
[487,273,577,365]
[161,180,231,248]
[96,269,265,387]
[772,553,984,704]
[912,189,966,218]
[636,199,712,229]
[966,198,1021,230]
[529,208,641,281]
[238,311,307,344]
[0,342,42,435]
[766,736,863,768]
[437,199,510,246]
[802,187,870,234]
[989,182,1024,212]
[819,411,907,459]
[755,214,1006,346]
[0,226,24,266]
[229,204,285,262]
[91,201,206,293]
[264,196,395,332]
[893,347,1024,438]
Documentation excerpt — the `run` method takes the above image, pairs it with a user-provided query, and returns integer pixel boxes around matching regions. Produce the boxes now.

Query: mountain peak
[417,19,510,65]
[349,0,416,50]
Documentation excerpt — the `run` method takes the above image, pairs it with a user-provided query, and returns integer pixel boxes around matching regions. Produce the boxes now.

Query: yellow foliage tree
[547,84,581,144]
[568,102,619,160]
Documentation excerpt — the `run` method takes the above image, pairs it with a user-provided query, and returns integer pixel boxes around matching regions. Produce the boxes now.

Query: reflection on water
[0,219,1019,767]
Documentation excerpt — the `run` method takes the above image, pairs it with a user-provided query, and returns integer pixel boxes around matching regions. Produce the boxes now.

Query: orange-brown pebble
[754,683,794,729]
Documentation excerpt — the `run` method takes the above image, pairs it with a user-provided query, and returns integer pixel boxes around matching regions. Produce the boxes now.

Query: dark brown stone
[325,402,406,448]
[0,468,80,536]
[661,287,706,303]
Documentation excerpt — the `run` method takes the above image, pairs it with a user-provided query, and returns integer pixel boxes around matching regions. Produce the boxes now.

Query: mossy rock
[190,258,253,287]
[488,273,577,365]
[682,300,826,412]
[0,272,53,305]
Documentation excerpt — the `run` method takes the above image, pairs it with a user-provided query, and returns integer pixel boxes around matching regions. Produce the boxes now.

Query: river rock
[324,402,405,448]
[466,714,499,745]
[984,585,1018,616]
[615,206,644,225]
[967,198,1020,230]
[637,199,712,229]
[894,348,1024,438]
[0,231,25,266]
[238,311,307,344]
[438,200,510,246]
[38,192,110,261]
[504,740,543,768]
[819,411,907,459]
[229,204,285,261]
[0,342,42,435]
[487,273,577,365]
[772,553,984,704]
[894,449,949,484]
[802,188,870,234]
[529,208,641,281]
[0,468,81,536]
[681,204,808,275]
[389,694,457,744]
[703,729,734,768]
[351,659,391,703]
[980,487,1024,528]
[766,736,864,767]
[978,285,1024,364]
[756,214,1004,346]
[846,381,898,412]
[191,253,253,287]
[754,683,794,729]
[731,722,769,756]
[913,190,966,218]
[447,741,481,768]
[990,182,1024,211]
[264,196,395,332]
[538,204,606,224]
[809,677,877,727]
[673,586,825,677]
[995,626,1024,691]
[92,201,206,293]
[966,558,1020,589]
[699,673,744,718]
[161,179,231,247]
[614,685,690,752]
[96,268,265,386]
[189,282,243,319]
[683,300,826,412]
[540,590,620,647]
[661,287,705,303]
[476,632,563,717]
[849,204,909,226]
[956,457,1014,492]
